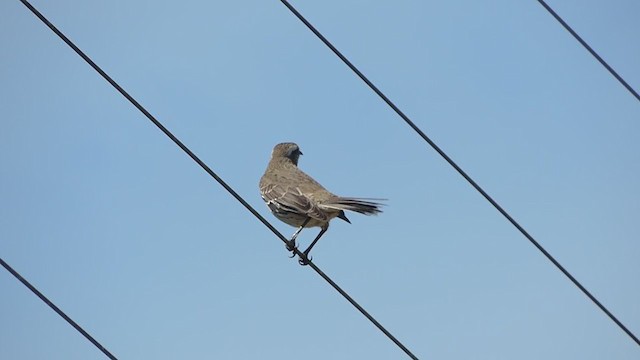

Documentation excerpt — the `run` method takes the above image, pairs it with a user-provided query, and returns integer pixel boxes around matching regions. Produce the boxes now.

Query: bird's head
[271,142,303,166]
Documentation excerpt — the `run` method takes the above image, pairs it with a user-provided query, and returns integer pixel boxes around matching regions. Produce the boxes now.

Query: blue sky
[1,0,639,359]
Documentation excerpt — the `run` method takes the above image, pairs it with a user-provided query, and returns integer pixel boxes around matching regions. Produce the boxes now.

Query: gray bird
[259,142,383,265]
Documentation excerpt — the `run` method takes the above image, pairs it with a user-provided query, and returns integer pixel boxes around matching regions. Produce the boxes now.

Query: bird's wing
[260,183,328,222]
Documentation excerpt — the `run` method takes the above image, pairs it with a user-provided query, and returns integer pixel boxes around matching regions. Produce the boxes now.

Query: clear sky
[1,1,639,359]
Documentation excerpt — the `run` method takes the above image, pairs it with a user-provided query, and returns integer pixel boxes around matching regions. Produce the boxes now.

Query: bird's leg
[286,217,311,257]
[298,225,328,266]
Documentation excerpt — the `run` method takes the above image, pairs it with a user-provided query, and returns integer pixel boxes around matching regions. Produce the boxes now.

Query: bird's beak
[299,151,303,155]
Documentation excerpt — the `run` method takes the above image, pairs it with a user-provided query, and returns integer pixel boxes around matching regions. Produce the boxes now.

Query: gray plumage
[259,142,383,263]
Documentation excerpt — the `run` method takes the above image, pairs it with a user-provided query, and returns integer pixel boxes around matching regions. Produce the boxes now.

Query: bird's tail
[321,197,385,216]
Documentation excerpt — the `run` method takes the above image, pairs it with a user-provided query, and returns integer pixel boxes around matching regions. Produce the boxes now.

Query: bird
[259,142,384,265]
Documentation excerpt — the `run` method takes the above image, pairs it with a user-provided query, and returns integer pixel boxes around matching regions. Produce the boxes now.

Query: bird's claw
[298,254,312,266]
[286,240,297,258]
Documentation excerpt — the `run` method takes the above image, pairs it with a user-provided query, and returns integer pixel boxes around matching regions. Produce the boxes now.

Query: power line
[16,1,419,359]
[536,0,640,103]
[0,257,119,360]
[277,0,640,347]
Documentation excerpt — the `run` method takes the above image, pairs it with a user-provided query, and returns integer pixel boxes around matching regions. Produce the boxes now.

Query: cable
[16,1,419,359]
[277,0,640,347]
[536,0,640,103]
[0,257,118,360]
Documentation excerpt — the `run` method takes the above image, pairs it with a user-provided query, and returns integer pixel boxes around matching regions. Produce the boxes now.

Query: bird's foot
[298,253,312,266]
[285,240,297,258]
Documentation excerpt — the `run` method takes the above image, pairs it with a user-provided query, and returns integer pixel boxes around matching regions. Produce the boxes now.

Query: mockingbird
[259,142,383,265]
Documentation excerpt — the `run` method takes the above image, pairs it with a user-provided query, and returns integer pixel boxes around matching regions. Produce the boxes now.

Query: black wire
[536,0,640,103]
[16,1,419,359]
[0,257,119,360]
[278,0,640,348]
